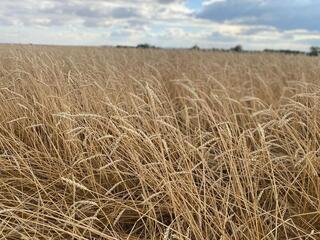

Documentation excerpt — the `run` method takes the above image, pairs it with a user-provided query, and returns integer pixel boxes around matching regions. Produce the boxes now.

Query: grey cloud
[156,0,184,3]
[0,0,144,27]
[111,7,140,19]
[75,8,103,18]
[79,7,141,27]
[0,16,13,26]
[240,26,277,36]
[41,3,140,19]
[83,18,104,27]
[210,32,239,43]
[197,0,320,31]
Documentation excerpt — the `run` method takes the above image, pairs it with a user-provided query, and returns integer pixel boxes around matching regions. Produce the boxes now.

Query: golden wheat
[0,44,319,239]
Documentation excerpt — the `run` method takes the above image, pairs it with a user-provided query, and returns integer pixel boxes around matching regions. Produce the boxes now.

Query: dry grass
[0,45,320,239]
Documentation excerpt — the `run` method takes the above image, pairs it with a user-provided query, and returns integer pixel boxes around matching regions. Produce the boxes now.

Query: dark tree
[309,46,320,56]
[230,45,243,52]
[191,45,200,50]
[136,43,156,49]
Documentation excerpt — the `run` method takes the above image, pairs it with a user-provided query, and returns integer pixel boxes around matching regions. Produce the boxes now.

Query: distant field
[0,45,319,239]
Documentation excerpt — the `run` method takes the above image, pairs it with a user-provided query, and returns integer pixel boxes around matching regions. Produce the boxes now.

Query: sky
[1,0,320,50]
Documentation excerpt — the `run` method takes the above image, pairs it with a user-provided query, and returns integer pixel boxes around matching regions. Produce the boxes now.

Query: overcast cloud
[0,0,319,50]
[198,0,320,31]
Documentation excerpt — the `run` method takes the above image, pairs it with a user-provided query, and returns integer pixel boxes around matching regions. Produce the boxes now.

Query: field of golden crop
[0,45,320,239]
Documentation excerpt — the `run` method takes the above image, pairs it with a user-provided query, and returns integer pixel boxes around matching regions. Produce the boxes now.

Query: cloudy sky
[1,0,320,50]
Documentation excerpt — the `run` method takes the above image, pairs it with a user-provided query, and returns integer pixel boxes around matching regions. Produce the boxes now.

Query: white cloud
[203,0,225,6]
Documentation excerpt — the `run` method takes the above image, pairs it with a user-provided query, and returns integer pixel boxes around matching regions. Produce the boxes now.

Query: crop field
[0,45,320,239]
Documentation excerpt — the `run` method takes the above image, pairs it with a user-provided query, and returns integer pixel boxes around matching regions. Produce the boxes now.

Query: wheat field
[0,45,320,239]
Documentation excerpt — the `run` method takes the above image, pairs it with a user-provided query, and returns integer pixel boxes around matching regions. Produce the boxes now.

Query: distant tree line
[115,43,157,49]
[263,49,305,55]
[116,45,135,49]
[189,44,319,56]
[191,44,243,52]
[264,47,320,56]
[113,43,320,56]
